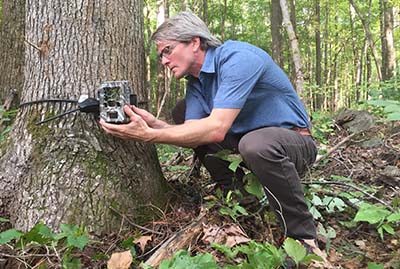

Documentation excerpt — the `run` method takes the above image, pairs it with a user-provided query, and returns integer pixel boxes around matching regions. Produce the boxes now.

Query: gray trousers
[172,100,318,240]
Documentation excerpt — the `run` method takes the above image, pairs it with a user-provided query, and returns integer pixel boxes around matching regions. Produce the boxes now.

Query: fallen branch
[314,132,357,166]
[304,180,393,211]
[144,211,207,267]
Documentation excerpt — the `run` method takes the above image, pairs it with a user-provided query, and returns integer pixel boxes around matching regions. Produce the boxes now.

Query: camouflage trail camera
[97,81,137,124]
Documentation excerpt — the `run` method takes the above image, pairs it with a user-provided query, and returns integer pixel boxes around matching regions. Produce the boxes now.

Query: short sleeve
[213,49,266,109]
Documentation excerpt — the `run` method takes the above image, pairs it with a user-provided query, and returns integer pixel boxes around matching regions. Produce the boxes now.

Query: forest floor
[126,117,399,269]
[0,116,399,269]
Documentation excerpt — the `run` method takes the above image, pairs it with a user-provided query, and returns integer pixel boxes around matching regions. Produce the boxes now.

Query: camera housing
[97,81,137,124]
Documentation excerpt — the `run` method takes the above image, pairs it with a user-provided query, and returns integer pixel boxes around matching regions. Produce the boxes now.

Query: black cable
[36,107,81,125]
[19,98,78,108]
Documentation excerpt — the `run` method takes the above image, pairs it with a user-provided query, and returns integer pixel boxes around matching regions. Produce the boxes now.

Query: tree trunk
[202,0,208,25]
[323,3,330,111]
[220,0,227,42]
[314,0,323,110]
[349,0,382,81]
[349,3,363,102]
[155,0,172,119]
[380,0,396,80]
[144,6,153,111]
[181,0,187,11]
[279,0,305,95]
[0,0,168,232]
[270,0,283,68]
[0,0,25,107]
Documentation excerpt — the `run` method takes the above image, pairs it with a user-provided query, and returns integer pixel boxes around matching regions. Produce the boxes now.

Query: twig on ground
[144,211,207,267]
[314,133,357,166]
[109,206,164,235]
[304,180,393,210]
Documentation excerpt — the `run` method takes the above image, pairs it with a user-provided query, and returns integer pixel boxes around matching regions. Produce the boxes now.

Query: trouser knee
[238,132,281,166]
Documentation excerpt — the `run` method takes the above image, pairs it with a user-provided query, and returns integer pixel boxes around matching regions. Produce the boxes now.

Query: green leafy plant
[0,105,17,124]
[212,150,266,201]
[159,249,219,269]
[209,189,249,222]
[0,105,17,144]
[0,222,90,267]
[212,149,243,173]
[353,202,400,239]
[282,238,322,267]
[156,144,192,163]
[242,172,265,200]
[234,240,285,269]
[368,99,400,121]
[317,224,336,252]
[167,164,190,172]
[367,262,385,269]
[0,228,23,244]
[307,193,347,220]
[211,238,322,269]
[310,111,335,145]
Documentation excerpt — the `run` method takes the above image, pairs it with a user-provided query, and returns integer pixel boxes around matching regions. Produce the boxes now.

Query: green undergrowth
[0,107,398,268]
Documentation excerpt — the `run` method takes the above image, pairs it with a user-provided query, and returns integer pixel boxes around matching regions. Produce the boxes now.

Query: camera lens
[108,111,118,119]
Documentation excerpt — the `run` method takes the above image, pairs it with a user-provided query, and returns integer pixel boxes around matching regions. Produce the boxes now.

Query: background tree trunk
[380,0,396,80]
[279,0,305,95]
[154,0,172,119]
[349,0,383,81]
[314,0,323,110]
[270,0,283,68]
[0,0,25,107]
[220,0,227,42]
[0,0,168,232]
[202,0,208,25]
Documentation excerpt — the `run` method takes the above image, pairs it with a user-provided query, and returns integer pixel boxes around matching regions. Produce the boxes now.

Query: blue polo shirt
[185,40,310,134]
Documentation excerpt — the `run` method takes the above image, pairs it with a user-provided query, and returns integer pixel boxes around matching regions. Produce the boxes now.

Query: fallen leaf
[202,223,250,248]
[107,250,132,269]
[354,240,366,250]
[134,235,152,253]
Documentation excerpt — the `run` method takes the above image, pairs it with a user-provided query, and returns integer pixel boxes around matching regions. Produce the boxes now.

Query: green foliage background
[144,0,400,115]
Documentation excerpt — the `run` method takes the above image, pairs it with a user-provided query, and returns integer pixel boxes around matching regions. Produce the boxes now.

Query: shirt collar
[200,48,216,74]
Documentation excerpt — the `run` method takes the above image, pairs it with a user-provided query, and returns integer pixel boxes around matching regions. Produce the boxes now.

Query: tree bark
[380,0,396,80]
[220,0,227,42]
[202,0,208,25]
[323,3,330,111]
[270,0,283,68]
[0,0,168,232]
[144,6,153,111]
[314,0,323,110]
[349,0,383,81]
[0,0,25,107]
[349,3,362,102]
[279,0,305,95]
[154,0,172,119]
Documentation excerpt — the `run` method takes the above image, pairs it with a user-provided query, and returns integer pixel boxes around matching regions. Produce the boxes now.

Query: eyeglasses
[158,42,180,60]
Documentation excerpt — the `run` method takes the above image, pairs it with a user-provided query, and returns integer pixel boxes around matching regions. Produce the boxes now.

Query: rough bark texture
[349,0,382,81]
[0,0,25,106]
[380,0,396,80]
[314,0,323,110]
[270,0,283,68]
[279,0,304,95]
[0,0,168,232]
